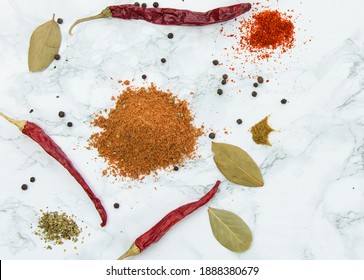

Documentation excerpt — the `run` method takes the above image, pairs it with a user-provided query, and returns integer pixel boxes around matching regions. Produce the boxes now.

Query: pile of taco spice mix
[89,84,203,180]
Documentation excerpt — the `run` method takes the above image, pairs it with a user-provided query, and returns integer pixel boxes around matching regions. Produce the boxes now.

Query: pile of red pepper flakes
[221,3,297,68]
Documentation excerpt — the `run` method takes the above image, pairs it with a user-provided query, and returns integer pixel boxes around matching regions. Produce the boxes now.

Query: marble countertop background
[0,0,364,260]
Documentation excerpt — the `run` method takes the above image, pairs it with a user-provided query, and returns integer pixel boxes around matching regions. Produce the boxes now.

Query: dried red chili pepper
[118,180,221,259]
[0,112,107,227]
[69,3,252,35]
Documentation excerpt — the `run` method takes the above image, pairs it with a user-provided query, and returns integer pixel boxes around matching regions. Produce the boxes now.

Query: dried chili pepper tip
[54,54,61,60]
[209,132,216,139]
[21,184,28,190]
[134,2,140,6]
[141,3,147,8]
[253,82,259,88]
[252,91,257,97]
[281,98,288,104]
[57,18,63,24]
[257,76,264,84]
[67,122,73,127]
[173,166,179,171]
[161,58,166,63]
[114,203,120,209]
[217,89,223,95]
[167,33,174,39]
[153,2,159,8]
[222,74,228,80]
[212,60,219,66]
[142,74,147,80]
[30,177,36,183]
[236,119,243,125]
[58,111,65,118]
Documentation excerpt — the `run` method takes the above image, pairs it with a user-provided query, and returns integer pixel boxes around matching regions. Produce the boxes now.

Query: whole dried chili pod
[69,3,252,35]
[0,112,107,227]
[118,180,221,260]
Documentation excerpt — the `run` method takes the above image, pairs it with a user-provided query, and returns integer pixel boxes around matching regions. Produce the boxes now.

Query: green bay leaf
[212,142,264,187]
[28,15,61,72]
[208,207,252,253]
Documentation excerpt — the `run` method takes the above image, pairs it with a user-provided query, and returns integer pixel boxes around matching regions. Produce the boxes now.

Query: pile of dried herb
[89,84,203,180]
[35,210,81,248]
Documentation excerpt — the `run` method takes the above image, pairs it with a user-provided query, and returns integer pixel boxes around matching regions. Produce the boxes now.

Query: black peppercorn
[153,2,159,8]
[29,109,34,113]
[167,33,174,39]
[57,18,63,24]
[21,184,28,190]
[58,111,65,118]
[54,54,61,60]
[113,203,120,209]
[257,76,264,84]
[209,132,216,139]
[173,166,179,171]
[141,3,147,8]
[134,2,140,6]
[67,122,73,127]
[217,89,223,95]
[212,60,219,66]
[221,79,227,85]
[253,82,259,88]
[161,58,166,63]
[30,177,36,183]
[281,98,287,104]
[142,74,147,80]
[252,91,257,97]
[236,119,242,125]
[222,74,228,80]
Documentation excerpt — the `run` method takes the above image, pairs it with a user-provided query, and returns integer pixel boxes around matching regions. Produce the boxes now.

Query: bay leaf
[212,142,264,187]
[208,207,252,253]
[28,15,61,72]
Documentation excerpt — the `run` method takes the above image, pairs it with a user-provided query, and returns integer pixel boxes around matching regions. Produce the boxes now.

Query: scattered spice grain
[217,89,223,95]
[236,119,242,125]
[212,60,219,66]
[153,2,159,8]
[221,79,227,85]
[30,177,36,183]
[209,133,216,139]
[173,166,179,171]
[89,84,202,179]
[57,18,63,24]
[54,54,61,60]
[142,3,147,8]
[58,111,65,118]
[21,184,28,190]
[257,76,264,84]
[114,203,120,209]
[222,74,228,80]
[250,116,274,146]
[253,82,259,88]
[161,58,166,63]
[142,74,147,80]
[167,33,174,39]
[67,122,73,127]
[134,2,140,7]
[281,98,287,104]
[251,91,257,97]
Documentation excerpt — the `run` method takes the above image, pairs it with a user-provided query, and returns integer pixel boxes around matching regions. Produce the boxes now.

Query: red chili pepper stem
[69,8,112,35]
[118,180,221,260]
[0,112,26,131]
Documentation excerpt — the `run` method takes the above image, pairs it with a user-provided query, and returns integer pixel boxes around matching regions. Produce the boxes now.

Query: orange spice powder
[89,84,203,180]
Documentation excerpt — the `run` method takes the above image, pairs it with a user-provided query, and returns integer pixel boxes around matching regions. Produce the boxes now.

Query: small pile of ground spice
[239,10,295,60]
[250,116,275,146]
[35,210,81,248]
[89,84,202,180]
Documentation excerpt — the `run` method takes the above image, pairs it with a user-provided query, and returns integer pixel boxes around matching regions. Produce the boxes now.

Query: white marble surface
[1,0,364,260]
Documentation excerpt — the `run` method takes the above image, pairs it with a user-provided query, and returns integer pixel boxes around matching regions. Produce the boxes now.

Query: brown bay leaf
[212,142,264,187]
[208,207,252,252]
[28,15,61,72]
